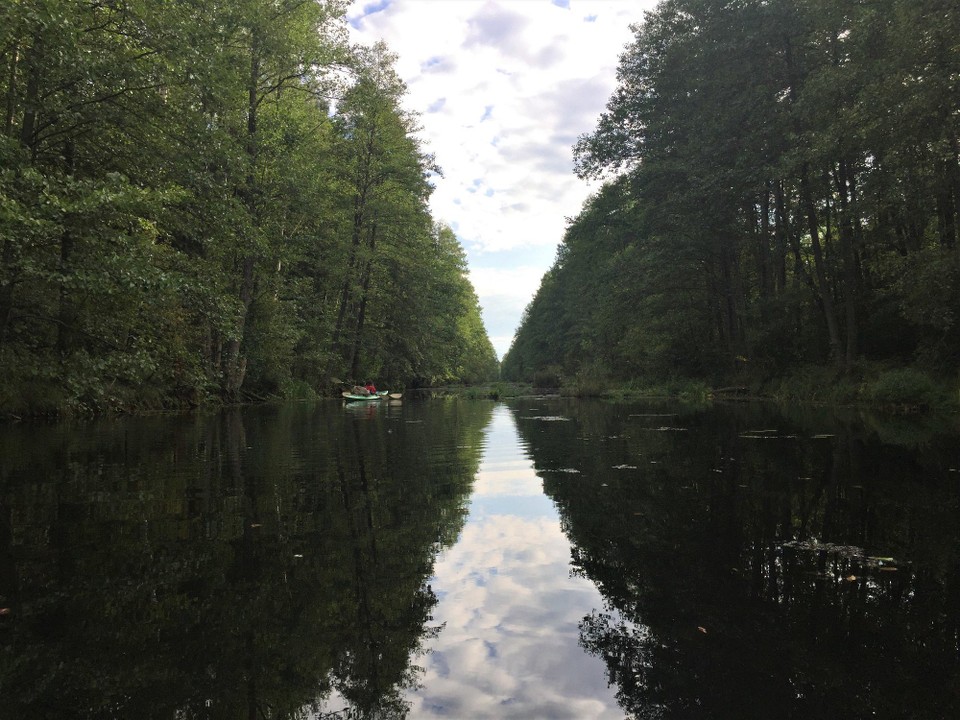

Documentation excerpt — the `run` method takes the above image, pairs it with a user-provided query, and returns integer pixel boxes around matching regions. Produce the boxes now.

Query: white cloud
[346,0,658,358]
[469,265,546,300]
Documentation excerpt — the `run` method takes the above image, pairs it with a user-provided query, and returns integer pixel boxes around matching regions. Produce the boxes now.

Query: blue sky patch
[427,97,446,113]
[480,105,493,122]
[349,0,391,28]
[552,0,570,8]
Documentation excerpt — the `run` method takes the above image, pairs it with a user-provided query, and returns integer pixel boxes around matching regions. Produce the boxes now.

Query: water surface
[0,397,958,719]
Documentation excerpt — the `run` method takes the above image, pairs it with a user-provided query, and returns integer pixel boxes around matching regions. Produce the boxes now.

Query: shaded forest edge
[447,371,958,416]
[0,1,499,420]
[501,0,960,415]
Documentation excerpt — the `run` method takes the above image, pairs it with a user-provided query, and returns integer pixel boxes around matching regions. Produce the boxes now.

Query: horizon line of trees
[1,0,499,415]
[502,0,960,387]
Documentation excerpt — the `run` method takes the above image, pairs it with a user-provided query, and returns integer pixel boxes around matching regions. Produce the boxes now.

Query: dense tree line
[0,0,498,415]
[502,0,960,392]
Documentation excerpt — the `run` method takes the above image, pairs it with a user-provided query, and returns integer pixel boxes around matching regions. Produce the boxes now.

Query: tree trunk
[758,187,772,300]
[773,181,789,293]
[833,160,859,366]
[223,31,262,400]
[55,141,76,358]
[329,191,367,375]
[942,135,960,251]
[800,170,843,364]
[349,224,377,379]
[4,44,19,138]
[18,33,41,157]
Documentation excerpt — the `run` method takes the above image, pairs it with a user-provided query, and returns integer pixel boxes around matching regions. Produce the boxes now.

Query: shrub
[860,368,947,412]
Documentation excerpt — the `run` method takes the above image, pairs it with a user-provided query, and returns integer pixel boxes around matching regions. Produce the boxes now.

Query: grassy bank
[760,364,959,413]
[533,364,960,414]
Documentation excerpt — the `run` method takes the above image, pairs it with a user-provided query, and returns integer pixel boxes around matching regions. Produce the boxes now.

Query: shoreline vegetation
[459,364,960,417]
[3,363,957,423]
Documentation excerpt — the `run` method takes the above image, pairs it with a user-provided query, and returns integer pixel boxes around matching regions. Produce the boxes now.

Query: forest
[0,0,499,416]
[502,0,960,407]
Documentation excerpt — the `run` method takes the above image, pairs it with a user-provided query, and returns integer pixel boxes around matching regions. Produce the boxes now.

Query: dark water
[1,397,958,719]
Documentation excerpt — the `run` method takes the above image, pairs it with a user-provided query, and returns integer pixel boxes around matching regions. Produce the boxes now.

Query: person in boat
[364,381,377,394]
[352,384,370,396]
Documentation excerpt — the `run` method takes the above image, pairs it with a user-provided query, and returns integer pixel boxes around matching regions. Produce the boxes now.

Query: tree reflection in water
[0,398,490,718]
[510,399,960,720]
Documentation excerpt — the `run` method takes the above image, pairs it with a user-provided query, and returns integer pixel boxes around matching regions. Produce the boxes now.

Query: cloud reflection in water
[405,406,622,718]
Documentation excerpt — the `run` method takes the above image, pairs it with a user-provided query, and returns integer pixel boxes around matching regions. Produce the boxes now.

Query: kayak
[342,390,389,401]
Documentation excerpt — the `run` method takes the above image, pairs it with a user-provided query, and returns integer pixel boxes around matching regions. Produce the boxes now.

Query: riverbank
[563,365,960,413]
[498,364,960,415]
[6,363,958,423]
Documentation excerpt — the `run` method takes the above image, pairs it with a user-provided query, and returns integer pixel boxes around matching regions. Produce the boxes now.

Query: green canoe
[342,390,389,401]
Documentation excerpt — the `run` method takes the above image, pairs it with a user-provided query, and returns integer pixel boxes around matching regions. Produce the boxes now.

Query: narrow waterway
[1,396,958,719]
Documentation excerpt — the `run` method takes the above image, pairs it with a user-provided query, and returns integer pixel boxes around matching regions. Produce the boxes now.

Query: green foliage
[507,0,960,409]
[766,365,859,406]
[860,368,951,412]
[0,1,498,415]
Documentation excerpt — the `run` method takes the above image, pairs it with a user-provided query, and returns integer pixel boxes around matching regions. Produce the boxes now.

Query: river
[1,396,958,718]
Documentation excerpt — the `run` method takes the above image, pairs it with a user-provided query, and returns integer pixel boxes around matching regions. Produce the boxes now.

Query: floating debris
[811,434,835,439]
[783,539,865,557]
[640,426,688,432]
[521,416,571,422]
[613,464,638,470]
[782,542,907,573]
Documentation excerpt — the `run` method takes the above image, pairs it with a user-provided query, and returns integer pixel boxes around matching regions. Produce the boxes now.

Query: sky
[345,0,659,359]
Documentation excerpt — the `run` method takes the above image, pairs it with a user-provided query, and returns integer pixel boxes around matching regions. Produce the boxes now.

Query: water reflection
[510,398,960,720]
[404,404,623,718]
[2,398,958,719]
[0,399,491,719]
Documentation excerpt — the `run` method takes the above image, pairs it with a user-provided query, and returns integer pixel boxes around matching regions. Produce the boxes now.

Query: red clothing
[364,383,377,394]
